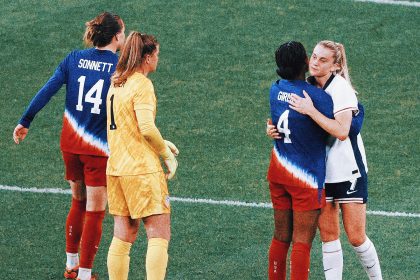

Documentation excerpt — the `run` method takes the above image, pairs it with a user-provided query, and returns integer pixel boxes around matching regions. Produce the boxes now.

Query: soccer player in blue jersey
[287,41,383,280]
[266,41,333,280]
[13,12,125,280]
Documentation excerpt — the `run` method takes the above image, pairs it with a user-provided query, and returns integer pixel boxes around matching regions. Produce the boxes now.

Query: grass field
[0,0,419,279]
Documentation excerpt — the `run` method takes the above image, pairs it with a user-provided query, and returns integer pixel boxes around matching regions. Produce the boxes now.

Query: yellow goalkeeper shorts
[107,172,170,219]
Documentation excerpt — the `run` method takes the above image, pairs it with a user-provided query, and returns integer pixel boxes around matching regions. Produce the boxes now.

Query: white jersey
[324,75,368,183]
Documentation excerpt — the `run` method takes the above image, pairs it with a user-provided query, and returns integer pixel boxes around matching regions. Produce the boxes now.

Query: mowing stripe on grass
[1,185,419,218]
[354,0,420,7]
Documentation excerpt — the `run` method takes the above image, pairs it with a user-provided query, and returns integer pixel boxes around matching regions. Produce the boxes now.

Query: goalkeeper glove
[164,140,179,156]
[160,144,178,180]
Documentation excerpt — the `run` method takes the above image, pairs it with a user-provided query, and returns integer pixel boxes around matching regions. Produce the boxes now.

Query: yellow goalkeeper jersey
[106,72,163,176]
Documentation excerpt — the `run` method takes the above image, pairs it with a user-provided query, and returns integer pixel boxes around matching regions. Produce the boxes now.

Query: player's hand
[288,90,314,115]
[161,145,178,180]
[164,153,178,180]
[266,119,281,139]
[13,124,29,144]
[164,140,179,156]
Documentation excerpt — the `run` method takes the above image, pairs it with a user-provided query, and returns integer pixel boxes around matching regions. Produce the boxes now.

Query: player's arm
[19,57,68,128]
[349,102,364,136]
[289,91,352,141]
[135,107,178,179]
[14,57,68,144]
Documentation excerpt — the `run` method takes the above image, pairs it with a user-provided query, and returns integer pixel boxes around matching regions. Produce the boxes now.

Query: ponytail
[83,12,123,47]
[112,31,158,87]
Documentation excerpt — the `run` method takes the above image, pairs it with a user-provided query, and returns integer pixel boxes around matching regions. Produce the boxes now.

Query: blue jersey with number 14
[19,48,118,157]
[267,79,333,190]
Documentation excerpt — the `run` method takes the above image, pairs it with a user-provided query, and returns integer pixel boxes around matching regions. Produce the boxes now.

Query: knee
[117,229,139,244]
[146,225,171,241]
[292,229,317,244]
[319,223,340,242]
[347,234,366,247]
[114,225,139,244]
[69,180,86,200]
[86,189,107,211]
[274,230,291,243]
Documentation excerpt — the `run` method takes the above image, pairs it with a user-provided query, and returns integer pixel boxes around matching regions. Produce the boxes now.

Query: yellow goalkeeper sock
[107,237,132,280]
[146,238,169,280]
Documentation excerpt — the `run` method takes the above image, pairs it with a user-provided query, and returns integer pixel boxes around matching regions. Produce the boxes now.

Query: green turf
[0,0,419,279]
[1,190,419,279]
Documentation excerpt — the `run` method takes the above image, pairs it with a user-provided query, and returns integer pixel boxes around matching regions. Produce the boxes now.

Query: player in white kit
[287,40,383,280]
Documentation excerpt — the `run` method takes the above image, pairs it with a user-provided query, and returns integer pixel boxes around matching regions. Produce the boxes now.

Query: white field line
[354,0,420,7]
[1,185,420,218]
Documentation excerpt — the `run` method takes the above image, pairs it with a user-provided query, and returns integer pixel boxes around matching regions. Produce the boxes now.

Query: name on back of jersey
[78,59,114,73]
[277,91,292,102]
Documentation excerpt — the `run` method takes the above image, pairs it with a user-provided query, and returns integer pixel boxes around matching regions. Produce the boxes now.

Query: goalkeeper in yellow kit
[106,31,178,280]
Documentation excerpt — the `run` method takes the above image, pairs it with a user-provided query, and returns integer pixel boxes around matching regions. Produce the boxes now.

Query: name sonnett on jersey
[78,59,114,73]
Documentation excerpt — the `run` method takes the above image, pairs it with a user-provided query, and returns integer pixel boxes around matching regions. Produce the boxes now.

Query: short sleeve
[133,79,156,111]
[326,76,358,116]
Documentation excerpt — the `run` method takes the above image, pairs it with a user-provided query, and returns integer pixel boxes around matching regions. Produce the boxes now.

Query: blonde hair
[112,31,158,87]
[317,40,353,88]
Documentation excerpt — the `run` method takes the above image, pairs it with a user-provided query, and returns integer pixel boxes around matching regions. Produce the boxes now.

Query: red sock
[79,210,105,269]
[268,238,290,280]
[66,199,86,253]
[290,242,311,280]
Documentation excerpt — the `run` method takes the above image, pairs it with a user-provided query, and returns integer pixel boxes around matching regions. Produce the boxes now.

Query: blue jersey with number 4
[267,79,333,190]
[19,48,118,156]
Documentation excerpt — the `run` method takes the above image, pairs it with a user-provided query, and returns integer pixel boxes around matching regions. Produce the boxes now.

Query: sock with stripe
[146,238,169,280]
[322,239,343,280]
[107,237,132,280]
[268,238,290,280]
[353,237,383,280]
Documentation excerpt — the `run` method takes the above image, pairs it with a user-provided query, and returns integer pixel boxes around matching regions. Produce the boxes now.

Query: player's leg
[65,180,86,278]
[341,175,382,280]
[290,209,320,280]
[108,172,171,280]
[319,183,343,280]
[107,175,136,280]
[289,186,324,280]
[77,155,108,280]
[108,215,141,280]
[268,182,292,280]
[143,214,171,280]
[77,186,107,280]
[140,172,171,280]
[341,203,382,280]
[62,152,86,279]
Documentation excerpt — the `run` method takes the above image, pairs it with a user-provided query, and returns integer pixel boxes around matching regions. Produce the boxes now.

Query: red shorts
[269,182,325,211]
[62,151,107,187]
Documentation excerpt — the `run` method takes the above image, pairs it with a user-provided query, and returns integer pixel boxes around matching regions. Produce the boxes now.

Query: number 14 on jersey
[76,75,104,114]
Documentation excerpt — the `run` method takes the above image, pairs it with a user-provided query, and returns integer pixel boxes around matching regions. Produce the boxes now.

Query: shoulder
[326,75,357,102]
[326,75,358,114]
[60,49,84,65]
[129,74,154,95]
[327,75,355,97]
[303,82,330,100]
[67,49,85,59]
[269,80,281,94]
